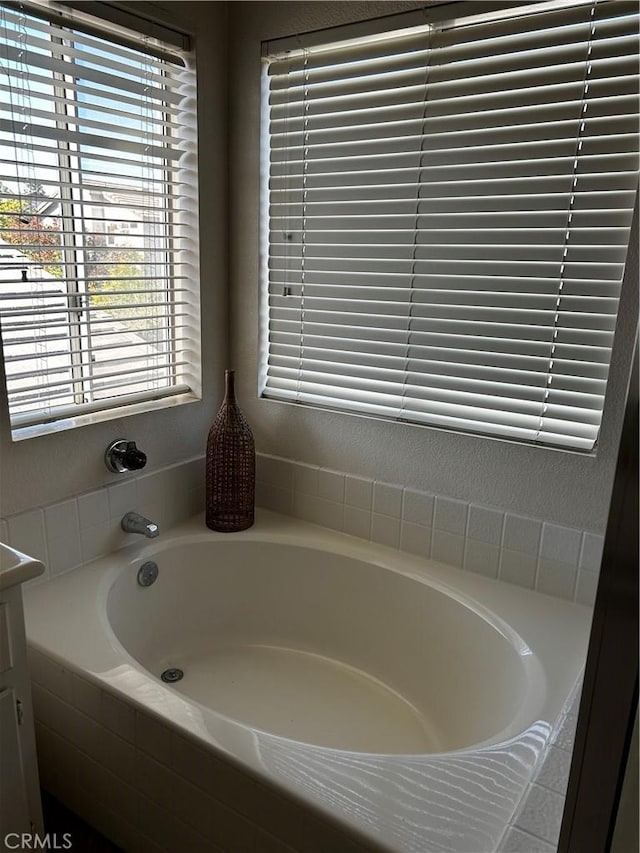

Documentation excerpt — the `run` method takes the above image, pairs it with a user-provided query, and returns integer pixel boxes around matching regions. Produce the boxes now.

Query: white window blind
[262,0,639,451]
[0,1,200,437]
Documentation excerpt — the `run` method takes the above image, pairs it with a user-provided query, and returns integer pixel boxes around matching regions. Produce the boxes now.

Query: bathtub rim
[24,508,592,757]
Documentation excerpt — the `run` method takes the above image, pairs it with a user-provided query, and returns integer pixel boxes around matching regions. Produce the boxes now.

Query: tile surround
[317,468,345,503]
[344,475,373,510]
[370,512,400,549]
[432,528,465,568]
[467,504,504,545]
[537,558,579,601]
[7,509,48,566]
[343,505,370,540]
[503,513,542,556]
[1,451,604,607]
[575,568,599,607]
[433,496,468,535]
[541,523,583,566]
[512,783,566,846]
[372,481,403,517]
[1,456,204,584]
[500,548,538,590]
[399,520,431,559]
[580,531,605,572]
[464,538,500,578]
[499,680,583,852]
[256,453,605,606]
[401,488,434,527]
[499,827,556,853]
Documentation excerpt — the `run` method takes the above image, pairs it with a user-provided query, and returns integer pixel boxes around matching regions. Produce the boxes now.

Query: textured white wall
[1,0,636,529]
[0,1,228,517]
[228,0,639,532]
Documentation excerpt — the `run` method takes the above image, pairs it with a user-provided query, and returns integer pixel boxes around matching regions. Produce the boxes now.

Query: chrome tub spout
[121,512,159,538]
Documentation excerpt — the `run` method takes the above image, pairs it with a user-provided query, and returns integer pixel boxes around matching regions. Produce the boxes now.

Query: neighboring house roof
[32,183,158,223]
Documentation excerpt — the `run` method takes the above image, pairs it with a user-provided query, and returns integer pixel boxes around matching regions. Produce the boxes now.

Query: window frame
[0,0,201,440]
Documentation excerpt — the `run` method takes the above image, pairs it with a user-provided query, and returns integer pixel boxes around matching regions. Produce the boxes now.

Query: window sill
[9,391,202,442]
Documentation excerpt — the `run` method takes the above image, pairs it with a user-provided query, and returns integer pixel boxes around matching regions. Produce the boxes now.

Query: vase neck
[224,369,236,402]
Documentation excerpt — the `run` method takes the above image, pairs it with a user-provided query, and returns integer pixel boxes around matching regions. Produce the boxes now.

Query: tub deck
[23,510,591,853]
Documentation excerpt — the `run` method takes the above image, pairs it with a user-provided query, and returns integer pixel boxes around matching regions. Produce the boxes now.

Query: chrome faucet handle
[105,439,147,473]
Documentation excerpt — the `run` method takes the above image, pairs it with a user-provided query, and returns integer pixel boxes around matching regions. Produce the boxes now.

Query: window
[0,1,200,438]
[262,0,639,451]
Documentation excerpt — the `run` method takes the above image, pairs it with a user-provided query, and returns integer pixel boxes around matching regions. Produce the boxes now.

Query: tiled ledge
[256,453,604,606]
[1,451,603,605]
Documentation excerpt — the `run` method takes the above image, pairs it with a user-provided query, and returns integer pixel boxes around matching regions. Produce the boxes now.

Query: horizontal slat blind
[0,1,200,433]
[263,0,639,450]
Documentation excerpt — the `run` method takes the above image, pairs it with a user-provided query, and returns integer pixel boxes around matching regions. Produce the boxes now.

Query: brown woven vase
[205,370,255,531]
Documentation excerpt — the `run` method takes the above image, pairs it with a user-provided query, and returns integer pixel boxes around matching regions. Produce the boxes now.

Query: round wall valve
[105,439,147,473]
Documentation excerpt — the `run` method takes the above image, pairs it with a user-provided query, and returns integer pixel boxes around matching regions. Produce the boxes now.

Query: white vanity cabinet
[0,544,44,843]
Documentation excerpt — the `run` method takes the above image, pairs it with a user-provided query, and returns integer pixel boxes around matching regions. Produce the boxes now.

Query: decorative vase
[205,369,255,531]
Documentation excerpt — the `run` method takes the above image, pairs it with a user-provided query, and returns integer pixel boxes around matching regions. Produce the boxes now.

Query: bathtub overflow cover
[137,561,158,587]
[161,668,184,684]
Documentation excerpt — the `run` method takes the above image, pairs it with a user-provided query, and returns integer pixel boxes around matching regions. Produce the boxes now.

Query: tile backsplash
[1,451,604,605]
[256,453,604,606]
[1,457,204,584]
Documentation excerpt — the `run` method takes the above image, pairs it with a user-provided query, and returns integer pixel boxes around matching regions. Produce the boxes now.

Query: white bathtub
[24,510,591,852]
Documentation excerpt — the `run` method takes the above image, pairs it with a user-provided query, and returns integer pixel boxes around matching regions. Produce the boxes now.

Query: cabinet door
[0,687,29,838]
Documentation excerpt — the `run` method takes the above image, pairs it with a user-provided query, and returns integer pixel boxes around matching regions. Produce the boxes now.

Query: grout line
[533,550,543,594]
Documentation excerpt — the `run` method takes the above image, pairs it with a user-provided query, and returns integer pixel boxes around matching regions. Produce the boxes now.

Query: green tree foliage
[85,232,153,334]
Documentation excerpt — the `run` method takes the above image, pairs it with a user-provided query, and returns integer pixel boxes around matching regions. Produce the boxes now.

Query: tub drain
[161,668,184,684]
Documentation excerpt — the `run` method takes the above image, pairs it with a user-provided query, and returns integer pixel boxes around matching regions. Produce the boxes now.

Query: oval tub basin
[107,540,540,754]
